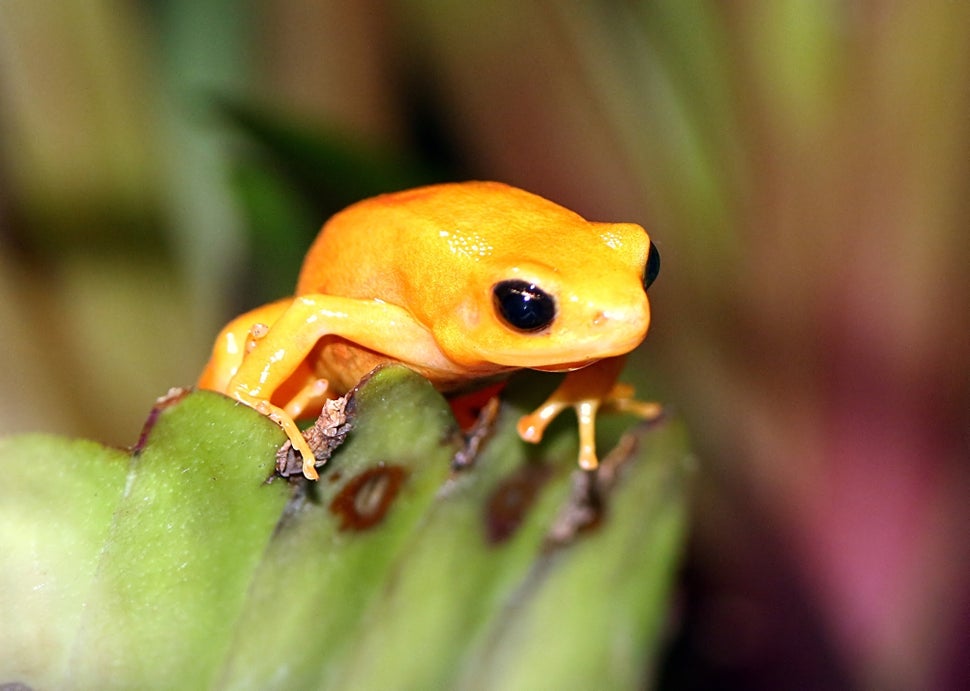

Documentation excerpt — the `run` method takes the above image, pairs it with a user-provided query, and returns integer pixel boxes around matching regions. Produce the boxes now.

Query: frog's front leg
[516,356,660,470]
[224,295,451,480]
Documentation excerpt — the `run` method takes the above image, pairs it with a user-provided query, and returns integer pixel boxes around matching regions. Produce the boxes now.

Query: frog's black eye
[643,241,661,290]
[492,280,556,332]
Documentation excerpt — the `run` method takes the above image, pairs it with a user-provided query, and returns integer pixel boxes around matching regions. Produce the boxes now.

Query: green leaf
[220,100,446,301]
[0,367,690,690]
[220,99,440,218]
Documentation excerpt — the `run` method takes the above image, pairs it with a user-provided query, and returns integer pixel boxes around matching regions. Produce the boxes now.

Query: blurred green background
[1,1,968,688]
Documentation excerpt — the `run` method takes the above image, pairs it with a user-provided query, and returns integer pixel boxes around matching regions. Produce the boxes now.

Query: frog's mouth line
[533,360,599,373]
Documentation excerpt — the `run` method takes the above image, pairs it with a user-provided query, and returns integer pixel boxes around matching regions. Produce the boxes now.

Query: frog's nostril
[594,305,645,325]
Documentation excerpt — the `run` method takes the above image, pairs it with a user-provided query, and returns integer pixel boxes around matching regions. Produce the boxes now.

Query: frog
[198,181,661,480]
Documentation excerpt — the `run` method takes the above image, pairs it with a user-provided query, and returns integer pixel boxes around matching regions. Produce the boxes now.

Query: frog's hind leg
[197,299,293,392]
[224,294,453,480]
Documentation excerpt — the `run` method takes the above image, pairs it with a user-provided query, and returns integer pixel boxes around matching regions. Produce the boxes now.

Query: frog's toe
[577,446,599,471]
[301,457,320,481]
[516,400,567,444]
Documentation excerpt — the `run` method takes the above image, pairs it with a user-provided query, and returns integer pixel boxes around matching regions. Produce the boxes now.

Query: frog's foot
[517,396,601,470]
[516,382,661,471]
[276,396,351,478]
[240,395,319,480]
[602,383,663,420]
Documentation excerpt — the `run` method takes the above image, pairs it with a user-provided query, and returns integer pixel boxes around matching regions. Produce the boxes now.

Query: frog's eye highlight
[492,280,556,332]
[643,241,661,290]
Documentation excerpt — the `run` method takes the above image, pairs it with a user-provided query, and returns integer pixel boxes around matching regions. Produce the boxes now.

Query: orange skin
[199,181,659,479]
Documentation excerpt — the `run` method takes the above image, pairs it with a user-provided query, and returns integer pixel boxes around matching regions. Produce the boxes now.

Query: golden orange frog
[198,181,661,480]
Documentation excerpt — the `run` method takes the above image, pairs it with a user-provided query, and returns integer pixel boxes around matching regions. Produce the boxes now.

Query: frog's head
[417,183,659,371]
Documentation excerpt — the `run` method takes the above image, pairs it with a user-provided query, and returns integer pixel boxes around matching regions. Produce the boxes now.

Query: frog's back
[294,181,585,303]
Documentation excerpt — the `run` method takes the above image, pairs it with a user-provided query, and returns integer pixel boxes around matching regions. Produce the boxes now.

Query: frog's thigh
[198,298,293,391]
[227,294,445,400]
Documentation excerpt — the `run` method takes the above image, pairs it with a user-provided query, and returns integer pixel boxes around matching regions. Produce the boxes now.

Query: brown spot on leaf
[329,464,407,531]
[484,462,554,545]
